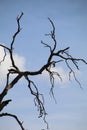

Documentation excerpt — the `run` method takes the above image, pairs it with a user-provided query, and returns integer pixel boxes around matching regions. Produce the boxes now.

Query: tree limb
[0,113,25,130]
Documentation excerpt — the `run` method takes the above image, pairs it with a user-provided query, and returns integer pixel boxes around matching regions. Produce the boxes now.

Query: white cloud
[0,46,25,86]
[51,67,69,84]
[42,65,82,88]
[43,66,69,85]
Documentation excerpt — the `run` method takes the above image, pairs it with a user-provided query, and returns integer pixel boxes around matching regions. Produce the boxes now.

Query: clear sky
[0,0,87,130]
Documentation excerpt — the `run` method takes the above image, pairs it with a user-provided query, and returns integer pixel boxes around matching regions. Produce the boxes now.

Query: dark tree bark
[0,12,87,130]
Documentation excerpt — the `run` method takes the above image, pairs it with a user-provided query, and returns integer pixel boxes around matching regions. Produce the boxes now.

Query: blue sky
[0,0,87,130]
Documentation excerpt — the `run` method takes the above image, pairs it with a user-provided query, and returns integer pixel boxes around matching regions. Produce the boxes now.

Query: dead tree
[0,12,87,130]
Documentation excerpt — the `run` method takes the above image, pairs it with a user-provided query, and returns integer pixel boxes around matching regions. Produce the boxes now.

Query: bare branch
[0,47,6,64]
[24,75,48,128]
[46,65,62,103]
[41,40,52,52]
[0,100,11,111]
[10,12,23,70]
[0,113,25,130]
[0,74,23,102]
[0,44,10,51]
[10,12,23,49]
[47,18,57,52]
[65,60,82,89]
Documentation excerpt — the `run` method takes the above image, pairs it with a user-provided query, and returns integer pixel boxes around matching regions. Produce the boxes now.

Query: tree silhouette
[0,12,87,130]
